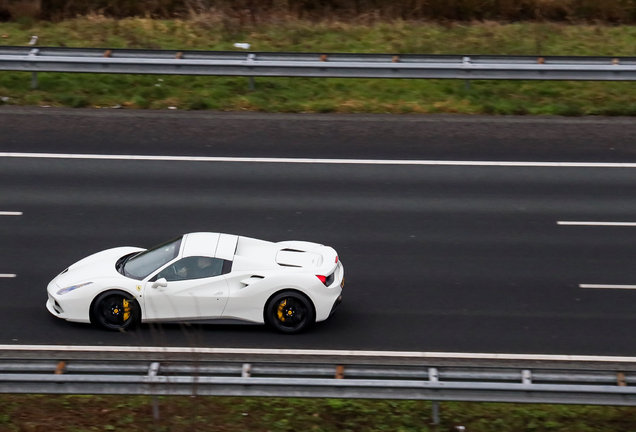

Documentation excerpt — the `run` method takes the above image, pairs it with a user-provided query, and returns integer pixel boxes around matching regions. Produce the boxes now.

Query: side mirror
[152,277,168,288]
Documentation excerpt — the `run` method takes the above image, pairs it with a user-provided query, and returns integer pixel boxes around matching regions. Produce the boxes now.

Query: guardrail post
[242,363,252,378]
[335,365,345,379]
[462,56,471,91]
[247,54,256,91]
[617,372,627,386]
[429,368,440,425]
[522,369,532,385]
[148,362,160,421]
[28,48,39,89]
[431,402,440,426]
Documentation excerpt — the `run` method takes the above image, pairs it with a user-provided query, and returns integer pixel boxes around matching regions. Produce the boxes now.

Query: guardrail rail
[2,345,636,407]
[1,46,636,89]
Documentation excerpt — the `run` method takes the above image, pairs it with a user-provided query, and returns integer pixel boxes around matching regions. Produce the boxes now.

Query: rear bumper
[329,295,343,316]
[327,262,344,316]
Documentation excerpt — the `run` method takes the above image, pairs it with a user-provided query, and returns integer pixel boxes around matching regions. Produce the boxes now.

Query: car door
[143,256,230,321]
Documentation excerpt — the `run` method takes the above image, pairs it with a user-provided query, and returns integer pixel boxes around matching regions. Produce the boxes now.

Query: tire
[265,291,315,334]
[91,291,140,331]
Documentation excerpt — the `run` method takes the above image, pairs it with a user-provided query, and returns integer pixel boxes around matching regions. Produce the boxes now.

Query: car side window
[156,256,224,282]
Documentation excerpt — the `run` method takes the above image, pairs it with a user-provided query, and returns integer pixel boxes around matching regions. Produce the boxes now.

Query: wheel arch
[89,288,142,325]
[263,288,316,325]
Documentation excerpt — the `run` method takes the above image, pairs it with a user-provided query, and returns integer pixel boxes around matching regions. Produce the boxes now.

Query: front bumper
[46,295,68,319]
[45,278,92,323]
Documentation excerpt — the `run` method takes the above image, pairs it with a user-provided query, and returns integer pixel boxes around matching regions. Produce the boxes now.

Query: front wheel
[265,291,315,334]
[92,291,139,331]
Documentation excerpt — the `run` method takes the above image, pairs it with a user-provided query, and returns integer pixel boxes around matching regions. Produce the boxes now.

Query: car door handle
[214,292,223,296]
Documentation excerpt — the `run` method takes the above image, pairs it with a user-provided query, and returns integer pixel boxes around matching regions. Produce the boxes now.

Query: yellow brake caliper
[122,299,131,321]
[277,300,287,322]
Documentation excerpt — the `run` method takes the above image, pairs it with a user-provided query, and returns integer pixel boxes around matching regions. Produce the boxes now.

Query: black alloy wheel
[92,291,139,331]
[266,291,315,334]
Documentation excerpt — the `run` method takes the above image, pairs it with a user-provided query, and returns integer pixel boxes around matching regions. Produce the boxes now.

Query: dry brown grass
[2,0,636,23]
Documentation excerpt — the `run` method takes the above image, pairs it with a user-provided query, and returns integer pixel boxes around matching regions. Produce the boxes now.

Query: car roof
[182,232,238,260]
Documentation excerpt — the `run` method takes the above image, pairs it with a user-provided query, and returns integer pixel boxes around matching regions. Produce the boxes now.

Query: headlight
[57,282,93,296]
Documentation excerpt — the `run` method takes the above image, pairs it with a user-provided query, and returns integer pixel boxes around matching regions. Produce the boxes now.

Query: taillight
[317,274,336,286]
[335,256,339,263]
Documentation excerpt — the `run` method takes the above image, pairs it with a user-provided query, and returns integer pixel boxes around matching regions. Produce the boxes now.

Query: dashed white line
[2,151,636,167]
[0,274,16,278]
[558,221,636,227]
[580,284,636,290]
[0,211,22,216]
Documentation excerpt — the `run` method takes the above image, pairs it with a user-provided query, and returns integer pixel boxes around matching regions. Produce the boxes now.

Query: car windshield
[122,237,182,280]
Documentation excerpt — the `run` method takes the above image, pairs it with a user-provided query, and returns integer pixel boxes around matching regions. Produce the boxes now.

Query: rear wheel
[266,291,315,334]
[92,291,139,331]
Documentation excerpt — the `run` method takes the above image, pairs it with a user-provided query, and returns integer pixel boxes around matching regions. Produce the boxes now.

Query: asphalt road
[1,108,636,356]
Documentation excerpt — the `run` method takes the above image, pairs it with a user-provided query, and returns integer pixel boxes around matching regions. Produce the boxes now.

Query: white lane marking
[2,152,636,167]
[558,221,636,226]
[0,211,22,216]
[1,344,636,363]
[580,284,636,289]
[0,274,16,278]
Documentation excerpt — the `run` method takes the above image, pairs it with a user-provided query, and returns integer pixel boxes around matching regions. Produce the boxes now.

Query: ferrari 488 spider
[46,233,344,333]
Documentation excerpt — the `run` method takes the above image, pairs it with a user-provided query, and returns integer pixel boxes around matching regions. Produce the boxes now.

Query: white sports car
[46,233,344,333]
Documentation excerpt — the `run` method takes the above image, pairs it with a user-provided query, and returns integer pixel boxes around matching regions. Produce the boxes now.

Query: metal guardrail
[2,346,636,406]
[1,46,636,89]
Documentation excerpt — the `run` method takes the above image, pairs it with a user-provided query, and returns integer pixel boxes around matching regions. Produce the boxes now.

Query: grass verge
[2,394,636,432]
[1,17,636,114]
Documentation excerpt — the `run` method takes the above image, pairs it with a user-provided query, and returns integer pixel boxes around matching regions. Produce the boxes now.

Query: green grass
[1,18,636,114]
[2,394,636,432]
